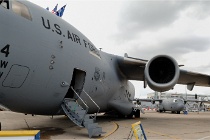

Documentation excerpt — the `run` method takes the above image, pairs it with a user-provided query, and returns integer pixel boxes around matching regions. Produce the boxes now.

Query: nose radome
[177,103,185,111]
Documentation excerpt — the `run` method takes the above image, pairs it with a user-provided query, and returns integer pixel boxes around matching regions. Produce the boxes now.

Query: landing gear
[127,109,140,118]
[133,109,140,118]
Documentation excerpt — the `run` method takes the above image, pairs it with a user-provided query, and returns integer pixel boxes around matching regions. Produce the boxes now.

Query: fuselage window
[0,0,9,9]
[12,0,32,20]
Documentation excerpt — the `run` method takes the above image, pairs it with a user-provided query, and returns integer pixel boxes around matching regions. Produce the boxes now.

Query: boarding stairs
[61,87,104,138]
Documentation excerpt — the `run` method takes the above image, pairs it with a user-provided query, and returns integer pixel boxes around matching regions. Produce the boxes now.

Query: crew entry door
[65,68,86,99]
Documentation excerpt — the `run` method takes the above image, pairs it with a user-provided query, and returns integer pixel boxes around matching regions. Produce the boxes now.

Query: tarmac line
[145,129,181,140]
[197,136,210,140]
[24,119,30,130]
[98,122,119,140]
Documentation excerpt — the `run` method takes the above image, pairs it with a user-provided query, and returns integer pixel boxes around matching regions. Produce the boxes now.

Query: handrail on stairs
[83,89,100,120]
[71,86,89,123]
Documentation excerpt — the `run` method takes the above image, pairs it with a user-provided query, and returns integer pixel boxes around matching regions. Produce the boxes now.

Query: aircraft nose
[177,103,185,111]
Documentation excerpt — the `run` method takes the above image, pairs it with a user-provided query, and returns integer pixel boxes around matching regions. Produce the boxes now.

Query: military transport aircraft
[157,98,185,114]
[1,0,210,138]
[135,98,185,114]
[135,93,210,114]
[136,98,201,114]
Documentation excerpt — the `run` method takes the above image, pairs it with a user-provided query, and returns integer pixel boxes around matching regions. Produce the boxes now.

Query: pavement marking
[145,129,181,140]
[198,136,210,140]
[24,119,30,130]
[98,122,119,140]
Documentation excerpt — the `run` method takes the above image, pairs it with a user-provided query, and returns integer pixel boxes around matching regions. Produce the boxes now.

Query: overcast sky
[28,0,210,98]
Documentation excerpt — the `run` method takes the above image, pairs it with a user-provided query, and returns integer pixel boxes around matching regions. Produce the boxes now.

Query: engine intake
[144,55,180,92]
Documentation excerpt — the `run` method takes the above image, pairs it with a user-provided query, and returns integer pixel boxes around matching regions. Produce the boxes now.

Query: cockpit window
[0,0,9,9]
[12,0,32,21]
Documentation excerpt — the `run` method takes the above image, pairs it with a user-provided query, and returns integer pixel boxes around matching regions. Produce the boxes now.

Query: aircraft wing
[117,55,210,92]
[184,99,210,103]
[178,70,210,88]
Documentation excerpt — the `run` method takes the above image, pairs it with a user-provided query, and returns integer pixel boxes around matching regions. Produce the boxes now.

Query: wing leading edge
[117,55,147,81]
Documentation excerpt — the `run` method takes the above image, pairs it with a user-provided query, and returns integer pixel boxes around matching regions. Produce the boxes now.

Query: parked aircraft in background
[1,0,210,137]
[134,98,185,114]
[157,98,185,114]
[135,97,209,114]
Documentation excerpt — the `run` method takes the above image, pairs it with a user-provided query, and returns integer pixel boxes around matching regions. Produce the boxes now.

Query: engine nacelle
[144,55,180,92]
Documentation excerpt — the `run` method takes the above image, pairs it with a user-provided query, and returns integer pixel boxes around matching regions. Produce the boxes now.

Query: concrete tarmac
[0,111,210,139]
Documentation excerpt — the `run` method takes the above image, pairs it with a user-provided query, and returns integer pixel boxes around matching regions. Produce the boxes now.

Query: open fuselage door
[65,68,86,99]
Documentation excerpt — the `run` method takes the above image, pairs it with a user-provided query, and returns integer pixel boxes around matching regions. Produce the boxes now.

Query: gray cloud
[127,36,210,60]
[186,1,210,20]
[116,1,210,41]
[187,63,210,74]
[162,36,210,53]
[113,0,210,72]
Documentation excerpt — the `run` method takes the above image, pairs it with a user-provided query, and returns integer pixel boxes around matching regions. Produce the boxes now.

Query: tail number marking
[0,60,8,68]
[0,44,10,79]
[1,44,10,57]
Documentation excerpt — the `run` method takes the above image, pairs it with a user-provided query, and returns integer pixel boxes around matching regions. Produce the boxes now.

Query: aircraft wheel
[127,109,140,118]
[133,110,140,118]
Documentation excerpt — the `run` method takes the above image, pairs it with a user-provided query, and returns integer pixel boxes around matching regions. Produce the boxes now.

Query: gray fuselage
[158,98,185,112]
[0,0,135,115]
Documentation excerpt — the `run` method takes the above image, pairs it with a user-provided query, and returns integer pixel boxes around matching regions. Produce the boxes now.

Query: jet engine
[144,55,180,92]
